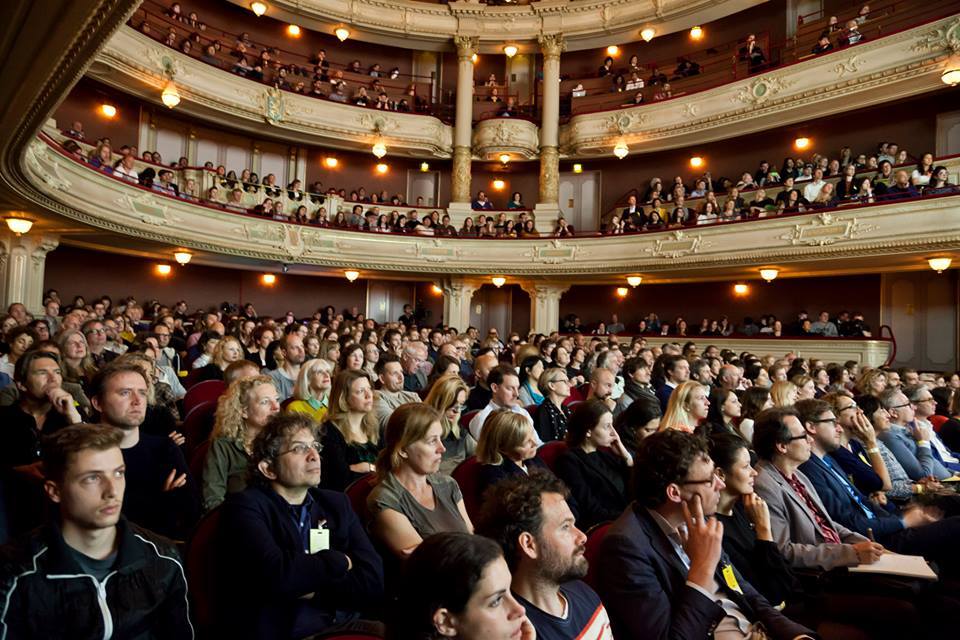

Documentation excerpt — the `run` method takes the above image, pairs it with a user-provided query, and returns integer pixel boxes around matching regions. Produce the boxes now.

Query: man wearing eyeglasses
[218,413,384,639]
[903,384,960,473]
[878,388,954,481]
[595,429,813,639]
[81,319,118,368]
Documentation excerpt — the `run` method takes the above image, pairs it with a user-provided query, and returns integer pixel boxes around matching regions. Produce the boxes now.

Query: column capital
[538,33,566,59]
[440,277,481,300]
[520,281,570,300]
[454,35,480,61]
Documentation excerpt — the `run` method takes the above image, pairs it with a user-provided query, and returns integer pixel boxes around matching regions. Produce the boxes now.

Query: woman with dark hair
[555,399,633,528]
[924,166,957,195]
[613,395,661,455]
[391,532,533,640]
[706,387,744,440]
[738,386,773,442]
[336,342,365,373]
[427,354,461,391]
[517,356,545,407]
[507,191,525,209]
[710,433,799,605]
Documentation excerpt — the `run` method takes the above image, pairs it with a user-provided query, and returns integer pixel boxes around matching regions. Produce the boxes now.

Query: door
[559,171,601,232]
[367,282,416,324]
[407,170,440,208]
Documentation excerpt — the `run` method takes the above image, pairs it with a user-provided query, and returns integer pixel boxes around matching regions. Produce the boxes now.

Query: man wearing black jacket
[217,413,384,639]
[0,424,193,638]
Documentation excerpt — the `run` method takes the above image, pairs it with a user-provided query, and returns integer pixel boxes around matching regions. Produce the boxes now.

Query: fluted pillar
[440,277,481,332]
[520,281,569,335]
[0,225,59,315]
[451,36,479,207]
[535,34,565,232]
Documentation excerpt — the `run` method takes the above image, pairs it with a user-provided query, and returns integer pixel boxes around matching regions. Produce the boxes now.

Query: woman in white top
[112,154,139,183]
[0,326,35,378]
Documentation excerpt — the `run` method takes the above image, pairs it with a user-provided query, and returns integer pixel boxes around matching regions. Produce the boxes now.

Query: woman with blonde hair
[318,339,340,367]
[790,373,816,401]
[856,368,888,397]
[475,410,547,496]
[202,375,280,511]
[320,369,381,491]
[659,380,710,433]
[195,335,244,382]
[57,328,98,386]
[770,380,799,407]
[287,358,333,422]
[424,373,475,474]
[368,403,472,559]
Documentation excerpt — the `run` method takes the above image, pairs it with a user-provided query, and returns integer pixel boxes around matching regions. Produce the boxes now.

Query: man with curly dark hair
[476,472,612,639]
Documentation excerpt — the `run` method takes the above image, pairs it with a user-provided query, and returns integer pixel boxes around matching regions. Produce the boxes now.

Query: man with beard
[90,362,198,539]
[477,473,612,639]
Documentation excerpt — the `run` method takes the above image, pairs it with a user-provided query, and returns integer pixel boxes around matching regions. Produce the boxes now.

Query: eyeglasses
[447,404,465,413]
[814,418,837,426]
[680,468,721,485]
[785,433,812,442]
[279,442,323,456]
[837,404,857,413]
[915,397,935,404]
[888,402,912,410]
[84,328,106,335]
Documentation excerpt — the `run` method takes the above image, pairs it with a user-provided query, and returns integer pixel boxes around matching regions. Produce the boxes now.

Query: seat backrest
[344,472,378,523]
[583,521,612,589]
[189,440,212,483]
[185,507,222,633]
[451,456,483,521]
[183,379,226,415]
[280,396,295,411]
[930,414,948,432]
[525,404,538,418]
[459,409,479,431]
[183,400,218,455]
[537,440,569,472]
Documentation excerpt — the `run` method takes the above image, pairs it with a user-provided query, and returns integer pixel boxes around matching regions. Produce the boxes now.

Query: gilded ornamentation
[645,230,710,259]
[539,146,560,204]
[451,146,472,202]
[538,34,566,59]
[263,87,284,124]
[605,112,647,135]
[777,212,876,246]
[453,35,479,61]
[910,17,960,54]
[732,76,794,105]
[834,55,864,77]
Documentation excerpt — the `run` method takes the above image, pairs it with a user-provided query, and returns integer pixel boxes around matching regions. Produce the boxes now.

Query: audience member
[320,370,381,491]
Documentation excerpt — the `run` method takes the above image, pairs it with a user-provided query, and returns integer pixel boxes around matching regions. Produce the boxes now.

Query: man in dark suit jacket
[217,413,384,639]
[621,194,643,228]
[796,399,960,577]
[594,430,813,639]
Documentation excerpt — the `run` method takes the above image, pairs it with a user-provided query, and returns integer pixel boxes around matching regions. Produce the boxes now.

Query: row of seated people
[603,142,959,231]
[139,3,433,115]
[4,288,960,637]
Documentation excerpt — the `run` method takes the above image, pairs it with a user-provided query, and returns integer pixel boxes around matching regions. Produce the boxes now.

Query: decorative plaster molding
[473,118,540,160]
[22,132,960,278]
[93,27,454,157]
[561,16,959,157]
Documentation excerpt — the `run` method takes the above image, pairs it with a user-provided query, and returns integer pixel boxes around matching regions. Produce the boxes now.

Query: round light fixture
[376,163,388,174]
[323,156,338,168]
[759,268,779,282]
[4,215,34,235]
[431,284,443,295]
[942,68,960,86]
[690,26,704,40]
[173,251,192,265]
[616,287,629,298]
[372,140,387,159]
[492,276,506,288]
[420,162,430,172]
[733,283,749,296]
[640,27,656,42]
[794,137,811,150]
[335,27,350,42]
[344,270,360,282]
[928,257,952,273]
[503,45,519,58]
[286,24,301,37]
[155,264,172,276]
[498,153,510,164]
[572,163,583,174]
[261,273,277,285]
[100,103,117,118]
[492,179,506,190]
[689,156,704,168]
[471,53,478,64]
[161,81,180,108]
[613,140,629,159]
[250,2,267,16]
[627,275,642,287]
[607,45,620,56]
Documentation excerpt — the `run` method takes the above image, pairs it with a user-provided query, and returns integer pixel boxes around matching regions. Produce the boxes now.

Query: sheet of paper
[848,554,937,580]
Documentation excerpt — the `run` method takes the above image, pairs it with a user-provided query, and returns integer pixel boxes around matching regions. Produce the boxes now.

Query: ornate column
[535,34,565,233]
[520,281,569,335]
[449,36,479,214]
[440,277,480,332]
[0,227,59,315]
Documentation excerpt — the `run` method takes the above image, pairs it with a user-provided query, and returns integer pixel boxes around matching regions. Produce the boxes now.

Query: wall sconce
[420,162,430,172]
[431,284,443,295]
[733,283,749,296]
[689,156,704,168]
[471,53,478,63]
[155,264,172,276]
[261,273,277,285]
[492,276,506,288]
[928,257,952,273]
[345,270,360,282]
[759,268,779,282]
[324,157,339,168]
[615,287,629,298]
[794,137,811,150]
[690,26,704,40]
[376,163,389,174]
[100,103,117,118]
[572,163,583,174]
[606,45,620,56]
[627,276,642,287]
[173,251,192,265]
[286,24,301,37]
[4,215,34,235]
[492,179,506,190]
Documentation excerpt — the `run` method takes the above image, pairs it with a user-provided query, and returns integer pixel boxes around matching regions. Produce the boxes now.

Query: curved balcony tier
[23,129,960,280]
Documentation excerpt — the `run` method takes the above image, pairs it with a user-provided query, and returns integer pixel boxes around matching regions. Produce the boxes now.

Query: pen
[867,527,874,542]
